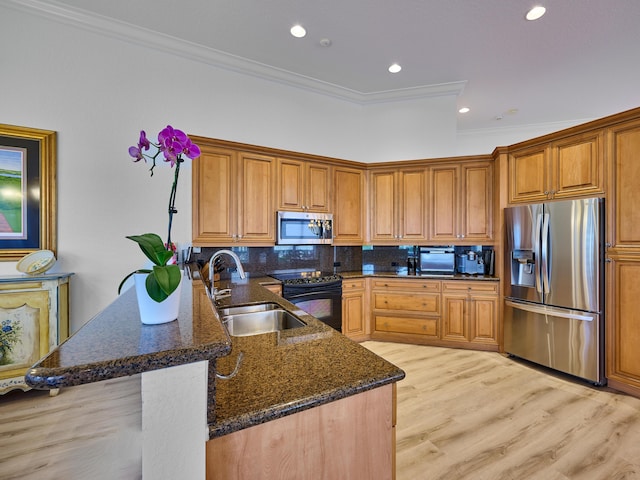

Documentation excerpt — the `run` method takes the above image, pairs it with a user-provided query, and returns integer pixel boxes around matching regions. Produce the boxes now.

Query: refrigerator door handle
[541,212,551,294]
[534,213,543,294]
[505,300,594,321]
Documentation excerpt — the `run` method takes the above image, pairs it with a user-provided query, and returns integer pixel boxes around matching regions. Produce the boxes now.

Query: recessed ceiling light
[388,63,402,74]
[290,25,306,38]
[526,6,546,21]
[458,107,470,114]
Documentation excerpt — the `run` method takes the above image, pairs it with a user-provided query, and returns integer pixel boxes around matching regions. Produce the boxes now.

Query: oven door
[282,288,342,331]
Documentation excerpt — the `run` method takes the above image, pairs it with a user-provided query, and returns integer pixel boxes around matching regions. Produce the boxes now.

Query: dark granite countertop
[25,269,231,389]
[209,275,405,438]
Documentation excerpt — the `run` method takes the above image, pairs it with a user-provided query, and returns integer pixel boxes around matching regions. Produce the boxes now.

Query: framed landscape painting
[0,124,56,261]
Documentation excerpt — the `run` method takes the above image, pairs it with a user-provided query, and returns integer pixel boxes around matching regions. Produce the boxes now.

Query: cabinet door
[429,165,458,242]
[192,146,236,245]
[607,118,640,248]
[399,169,427,242]
[238,153,275,244]
[277,158,304,211]
[551,131,604,199]
[508,145,550,204]
[333,166,365,245]
[343,292,366,338]
[306,163,331,212]
[468,295,498,345]
[370,170,397,243]
[441,294,467,342]
[462,162,493,241]
[606,255,640,395]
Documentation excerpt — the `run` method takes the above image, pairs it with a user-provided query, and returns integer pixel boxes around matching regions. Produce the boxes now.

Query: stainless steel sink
[219,303,281,317]
[221,305,306,336]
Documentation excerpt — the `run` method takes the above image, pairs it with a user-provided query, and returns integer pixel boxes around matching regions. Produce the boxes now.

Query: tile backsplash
[191,244,494,278]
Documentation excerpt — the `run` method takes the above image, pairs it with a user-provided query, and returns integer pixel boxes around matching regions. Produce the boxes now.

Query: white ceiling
[19,0,640,131]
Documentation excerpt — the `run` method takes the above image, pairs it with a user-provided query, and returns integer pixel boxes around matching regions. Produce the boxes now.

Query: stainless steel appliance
[419,246,455,274]
[269,271,342,331]
[457,249,493,275]
[504,198,605,384]
[276,211,333,245]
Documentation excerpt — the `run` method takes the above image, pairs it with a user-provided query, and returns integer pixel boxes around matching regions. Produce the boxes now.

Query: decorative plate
[16,250,56,275]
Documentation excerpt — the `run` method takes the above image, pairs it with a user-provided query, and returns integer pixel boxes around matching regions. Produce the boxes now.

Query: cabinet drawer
[373,292,440,314]
[371,279,440,292]
[343,278,366,290]
[375,315,439,336]
[442,281,498,295]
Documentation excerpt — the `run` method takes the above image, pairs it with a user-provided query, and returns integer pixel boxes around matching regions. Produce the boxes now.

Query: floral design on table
[0,318,21,365]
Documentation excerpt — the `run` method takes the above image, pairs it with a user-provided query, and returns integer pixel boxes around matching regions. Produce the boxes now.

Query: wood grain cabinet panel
[369,168,427,244]
[607,117,640,248]
[207,384,396,480]
[508,131,604,203]
[371,278,441,342]
[429,161,493,243]
[333,166,366,245]
[606,255,640,396]
[606,116,640,398]
[192,142,275,246]
[276,158,331,213]
[342,278,369,341]
[441,281,499,349]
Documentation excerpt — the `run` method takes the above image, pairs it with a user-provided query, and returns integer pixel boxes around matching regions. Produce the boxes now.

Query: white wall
[0,5,575,332]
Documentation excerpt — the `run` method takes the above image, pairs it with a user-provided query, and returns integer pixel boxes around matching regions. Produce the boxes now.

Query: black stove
[269,270,343,331]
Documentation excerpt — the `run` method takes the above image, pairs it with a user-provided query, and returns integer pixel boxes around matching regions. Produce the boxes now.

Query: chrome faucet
[208,249,246,299]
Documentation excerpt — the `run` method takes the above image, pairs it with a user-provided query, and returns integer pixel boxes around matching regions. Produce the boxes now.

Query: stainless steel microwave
[276,211,333,245]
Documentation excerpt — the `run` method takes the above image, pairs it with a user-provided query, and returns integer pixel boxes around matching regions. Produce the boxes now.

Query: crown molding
[7,0,466,104]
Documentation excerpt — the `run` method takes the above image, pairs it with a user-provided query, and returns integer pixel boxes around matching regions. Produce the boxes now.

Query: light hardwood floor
[363,341,640,480]
[1,343,639,479]
[0,376,142,480]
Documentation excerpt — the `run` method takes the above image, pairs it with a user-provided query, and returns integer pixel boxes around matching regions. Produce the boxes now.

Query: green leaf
[152,264,181,296]
[145,273,169,302]
[126,233,167,266]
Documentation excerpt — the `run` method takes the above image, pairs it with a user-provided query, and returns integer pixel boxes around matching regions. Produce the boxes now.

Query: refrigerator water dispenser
[511,250,535,287]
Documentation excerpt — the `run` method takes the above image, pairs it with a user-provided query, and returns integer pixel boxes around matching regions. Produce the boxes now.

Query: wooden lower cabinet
[371,278,441,343]
[441,281,499,350]
[370,277,499,351]
[606,254,640,397]
[342,278,369,341]
[206,383,397,480]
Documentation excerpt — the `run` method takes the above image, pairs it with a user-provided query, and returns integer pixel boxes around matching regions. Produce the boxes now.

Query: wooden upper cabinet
[429,161,493,243]
[369,167,427,244]
[333,166,365,245]
[192,145,237,245]
[192,143,275,246]
[238,152,275,243]
[276,158,331,213]
[508,130,604,203]
[607,117,640,248]
[370,170,397,243]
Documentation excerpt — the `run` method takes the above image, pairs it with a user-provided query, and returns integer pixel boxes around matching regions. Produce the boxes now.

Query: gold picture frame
[0,124,56,261]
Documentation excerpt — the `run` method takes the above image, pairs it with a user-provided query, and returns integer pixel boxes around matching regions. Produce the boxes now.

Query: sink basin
[219,302,280,317]
[222,308,306,337]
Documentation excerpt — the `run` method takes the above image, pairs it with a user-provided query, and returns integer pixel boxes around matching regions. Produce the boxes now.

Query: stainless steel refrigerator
[504,198,605,385]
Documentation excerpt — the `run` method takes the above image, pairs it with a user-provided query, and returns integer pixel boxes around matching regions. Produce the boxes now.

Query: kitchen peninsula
[25,268,405,480]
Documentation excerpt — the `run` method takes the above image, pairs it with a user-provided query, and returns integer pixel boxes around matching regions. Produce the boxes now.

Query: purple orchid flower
[128,130,151,162]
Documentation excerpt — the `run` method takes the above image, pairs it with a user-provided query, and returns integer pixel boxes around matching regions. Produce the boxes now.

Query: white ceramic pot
[134,273,182,325]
